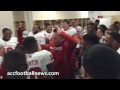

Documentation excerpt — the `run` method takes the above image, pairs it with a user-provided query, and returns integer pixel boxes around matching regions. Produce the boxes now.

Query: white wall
[12,11,24,21]
[97,11,120,17]
[32,11,88,20]
[88,11,120,20]
[0,11,15,37]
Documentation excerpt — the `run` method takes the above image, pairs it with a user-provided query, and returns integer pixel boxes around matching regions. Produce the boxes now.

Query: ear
[81,65,88,79]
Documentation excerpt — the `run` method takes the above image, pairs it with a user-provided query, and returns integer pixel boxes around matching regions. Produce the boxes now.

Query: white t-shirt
[117,47,120,54]
[40,31,52,40]
[71,26,82,35]
[34,31,52,45]
[0,37,18,53]
[26,50,54,79]
[28,32,35,37]
[63,28,78,36]
[99,36,105,44]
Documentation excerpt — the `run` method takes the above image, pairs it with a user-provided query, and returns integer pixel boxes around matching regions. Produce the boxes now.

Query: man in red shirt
[42,28,77,79]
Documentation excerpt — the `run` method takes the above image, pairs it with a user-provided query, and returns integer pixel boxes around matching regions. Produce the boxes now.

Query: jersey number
[28,67,44,79]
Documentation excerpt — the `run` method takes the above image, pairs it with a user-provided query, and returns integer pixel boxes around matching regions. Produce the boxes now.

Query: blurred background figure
[97,24,107,44]
[28,24,40,37]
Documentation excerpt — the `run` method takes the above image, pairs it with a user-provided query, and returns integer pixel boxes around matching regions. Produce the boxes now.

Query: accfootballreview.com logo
[7,71,59,76]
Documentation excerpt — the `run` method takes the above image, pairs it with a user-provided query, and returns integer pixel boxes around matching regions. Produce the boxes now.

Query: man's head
[97,24,107,38]
[113,21,120,26]
[56,22,61,27]
[81,44,120,79]
[105,32,120,51]
[32,24,40,34]
[2,28,12,41]
[23,37,38,53]
[46,24,52,33]
[72,21,77,27]
[52,31,63,46]
[107,24,119,34]
[87,23,96,34]
[95,19,100,26]
[2,50,27,79]
[81,33,99,53]
[62,20,70,31]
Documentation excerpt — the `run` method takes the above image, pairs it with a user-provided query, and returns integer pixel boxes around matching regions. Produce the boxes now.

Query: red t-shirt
[42,32,77,79]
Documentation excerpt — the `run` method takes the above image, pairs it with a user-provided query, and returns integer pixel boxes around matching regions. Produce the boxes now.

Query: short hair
[15,45,26,53]
[3,50,27,72]
[99,24,107,35]
[23,37,37,52]
[2,28,11,33]
[95,19,100,23]
[56,22,60,25]
[113,21,119,25]
[109,32,120,43]
[82,44,120,79]
[34,24,40,29]
[110,24,119,32]
[63,20,69,24]
[88,23,95,26]
[83,33,99,45]
[45,23,51,28]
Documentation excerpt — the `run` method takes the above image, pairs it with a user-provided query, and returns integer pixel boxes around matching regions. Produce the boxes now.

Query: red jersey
[42,32,77,79]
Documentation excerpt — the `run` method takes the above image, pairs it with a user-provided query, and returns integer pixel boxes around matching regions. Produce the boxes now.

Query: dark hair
[109,32,120,43]
[3,50,27,72]
[93,24,98,31]
[110,24,119,32]
[15,45,26,53]
[63,20,69,24]
[99,24,107,35]
[34,24,40,30]
[2,28,11,33]
[88,23,95,26]
[95,19,100,23]
[83,33,99,44]
[113,21,120,25]
[56,22,60,25]
[45,23,51,28]
[23,37,37,52]
[53,29,57,33]
[83,44,120,79]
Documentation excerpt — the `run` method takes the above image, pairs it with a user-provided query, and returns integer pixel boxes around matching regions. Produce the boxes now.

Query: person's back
[23,37,54,79]
[26,50,54,79]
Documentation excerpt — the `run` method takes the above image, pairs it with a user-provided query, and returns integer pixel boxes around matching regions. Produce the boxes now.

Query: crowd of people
[0,19,120,79]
